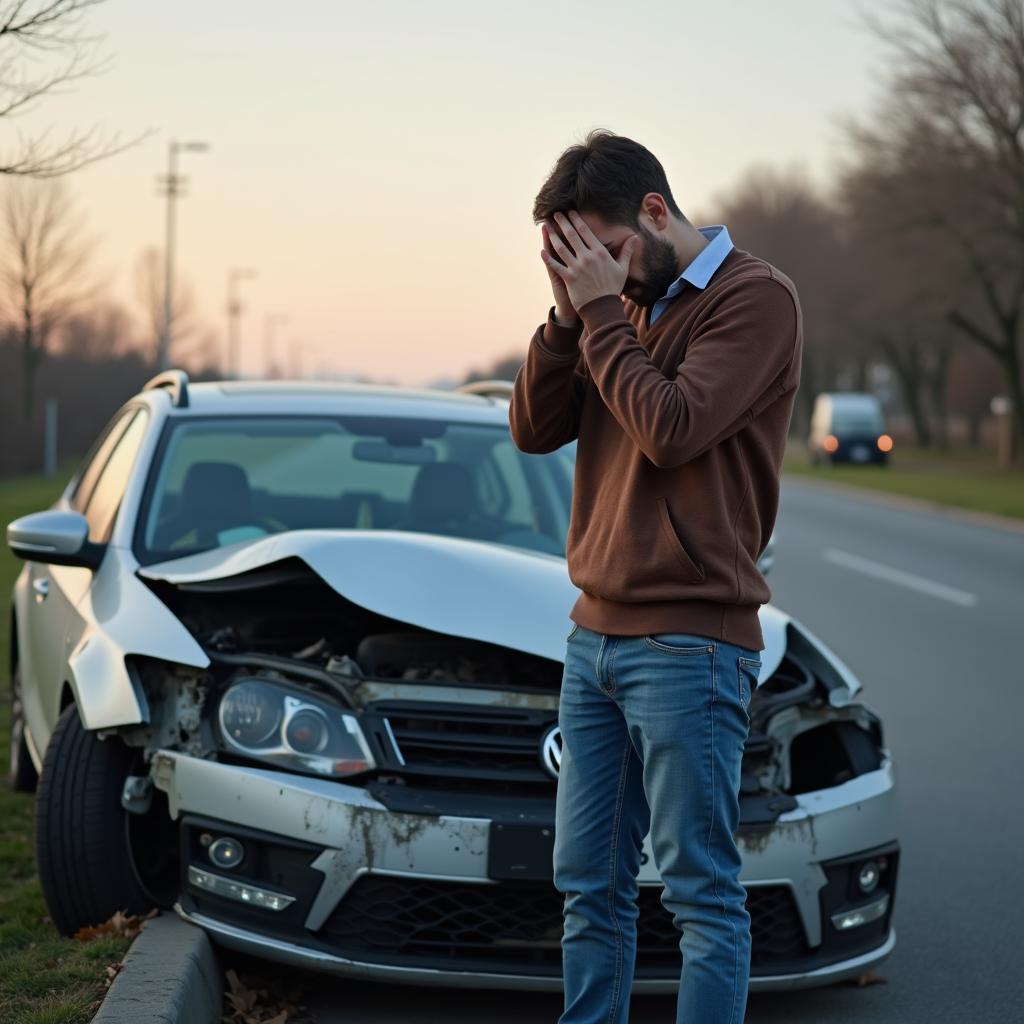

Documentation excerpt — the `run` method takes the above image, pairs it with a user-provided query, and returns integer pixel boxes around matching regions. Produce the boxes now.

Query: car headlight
[217,677,375,778]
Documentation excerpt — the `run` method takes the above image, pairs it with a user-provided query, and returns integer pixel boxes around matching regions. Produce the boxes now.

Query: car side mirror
[7,510,106,570]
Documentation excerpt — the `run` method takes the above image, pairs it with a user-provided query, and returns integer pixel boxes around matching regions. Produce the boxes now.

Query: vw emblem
[540,724,562,779]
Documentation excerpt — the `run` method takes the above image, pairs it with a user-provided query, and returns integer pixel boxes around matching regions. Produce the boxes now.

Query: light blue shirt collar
[649,224,733,325]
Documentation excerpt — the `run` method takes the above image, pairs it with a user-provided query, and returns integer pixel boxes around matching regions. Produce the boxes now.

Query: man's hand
[540,221,579,326]
[541,210,637,313]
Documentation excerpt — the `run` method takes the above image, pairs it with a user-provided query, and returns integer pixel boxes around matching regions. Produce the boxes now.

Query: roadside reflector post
[990,396,1015,469]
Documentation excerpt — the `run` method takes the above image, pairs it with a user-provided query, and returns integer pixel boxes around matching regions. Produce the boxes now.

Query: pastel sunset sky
[13,0,886,386]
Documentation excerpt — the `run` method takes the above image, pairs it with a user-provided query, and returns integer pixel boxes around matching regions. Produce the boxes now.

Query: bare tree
[947,344,1006,445]
[844,0,1024,456]
[0,175,93,415]
[837,163,964,448]
[706,165,858,436]
[57,298,133,361]
[1,0,150,176]
[133,245,200,369]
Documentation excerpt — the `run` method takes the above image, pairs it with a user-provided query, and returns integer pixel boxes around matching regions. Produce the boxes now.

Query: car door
[24,407,150,746]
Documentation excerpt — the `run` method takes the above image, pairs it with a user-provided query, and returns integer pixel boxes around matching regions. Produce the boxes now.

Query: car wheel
[9,663,39,793]
[34,703,156,936]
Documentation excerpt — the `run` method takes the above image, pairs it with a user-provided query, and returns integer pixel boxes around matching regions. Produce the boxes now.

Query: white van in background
[808,392,893,466]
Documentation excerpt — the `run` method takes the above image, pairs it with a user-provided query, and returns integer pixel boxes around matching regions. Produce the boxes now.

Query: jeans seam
[604,733,631,1023]
[703,643,743,1024]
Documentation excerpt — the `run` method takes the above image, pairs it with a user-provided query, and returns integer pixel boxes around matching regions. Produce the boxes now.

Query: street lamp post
[157,138,209,372]
[227,267,258,378]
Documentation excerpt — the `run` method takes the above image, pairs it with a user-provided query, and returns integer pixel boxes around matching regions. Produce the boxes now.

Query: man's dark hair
[533,129,684,227]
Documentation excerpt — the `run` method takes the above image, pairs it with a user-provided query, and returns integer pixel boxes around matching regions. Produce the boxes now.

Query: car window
[490,440,535,529]
[136,416,576,563]
[71,409,137,512]
[831,410,884,433]
[83,408,150,542]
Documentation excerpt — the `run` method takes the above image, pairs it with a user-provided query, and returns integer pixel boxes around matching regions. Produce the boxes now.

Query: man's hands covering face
[541,211,637,315]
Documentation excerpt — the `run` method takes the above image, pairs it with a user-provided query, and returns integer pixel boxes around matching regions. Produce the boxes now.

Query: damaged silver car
[7,370,898,992]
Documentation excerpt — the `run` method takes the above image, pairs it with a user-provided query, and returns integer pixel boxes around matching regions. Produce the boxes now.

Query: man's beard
[622,227,680,308]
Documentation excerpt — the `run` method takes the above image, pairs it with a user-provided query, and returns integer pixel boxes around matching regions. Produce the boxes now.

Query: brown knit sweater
[508,245,803,652]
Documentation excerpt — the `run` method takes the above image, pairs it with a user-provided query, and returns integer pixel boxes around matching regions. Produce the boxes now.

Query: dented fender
[68,545,209,730]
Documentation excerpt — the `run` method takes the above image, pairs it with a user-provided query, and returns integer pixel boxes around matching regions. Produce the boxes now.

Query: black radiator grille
[369,701,556,786]
[320,876,809,972]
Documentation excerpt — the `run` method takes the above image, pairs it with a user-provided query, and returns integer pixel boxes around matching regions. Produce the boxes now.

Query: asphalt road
[227,475,1024,1023]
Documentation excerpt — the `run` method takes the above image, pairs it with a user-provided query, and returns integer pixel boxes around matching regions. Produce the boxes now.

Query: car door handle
[32,577,49,602]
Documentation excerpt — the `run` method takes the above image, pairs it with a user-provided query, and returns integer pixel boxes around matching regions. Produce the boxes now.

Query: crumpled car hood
[139,529,795,675]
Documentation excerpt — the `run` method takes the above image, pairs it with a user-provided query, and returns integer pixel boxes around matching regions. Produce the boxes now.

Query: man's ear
[640,193,669,232]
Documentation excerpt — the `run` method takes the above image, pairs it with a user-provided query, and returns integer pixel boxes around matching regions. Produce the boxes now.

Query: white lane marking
[822,547,979,607]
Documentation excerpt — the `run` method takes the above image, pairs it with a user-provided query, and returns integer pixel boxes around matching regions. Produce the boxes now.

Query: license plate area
[487,821,555,880]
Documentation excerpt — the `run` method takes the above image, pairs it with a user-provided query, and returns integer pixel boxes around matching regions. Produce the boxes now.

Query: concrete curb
[784,471,1024,535]
[92,911,222,1024]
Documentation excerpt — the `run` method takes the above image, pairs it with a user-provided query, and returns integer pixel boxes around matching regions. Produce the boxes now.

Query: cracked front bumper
[154,749,898,992]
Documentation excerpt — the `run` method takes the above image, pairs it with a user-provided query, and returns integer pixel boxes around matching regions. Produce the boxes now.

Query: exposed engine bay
[115,557,885,825]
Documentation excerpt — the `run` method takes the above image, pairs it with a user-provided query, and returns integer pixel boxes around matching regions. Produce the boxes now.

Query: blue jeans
[553,624,759,1024]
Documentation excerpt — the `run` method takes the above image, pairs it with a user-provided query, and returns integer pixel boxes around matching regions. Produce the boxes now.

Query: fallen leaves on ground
[72,906,160,943]
[222,967,316,1023]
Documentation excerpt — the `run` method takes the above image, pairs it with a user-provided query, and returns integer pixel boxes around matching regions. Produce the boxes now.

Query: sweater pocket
[656,496,706,584]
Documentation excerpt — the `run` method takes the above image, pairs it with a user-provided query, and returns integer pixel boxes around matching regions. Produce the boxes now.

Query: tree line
[0,173,221,475]
[2,0,1023,474]
[465,0,1024,460]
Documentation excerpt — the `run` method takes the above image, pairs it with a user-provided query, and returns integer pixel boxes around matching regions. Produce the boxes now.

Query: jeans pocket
[566,622,581,643]
[643,633,715,655]
[737,656,761,727]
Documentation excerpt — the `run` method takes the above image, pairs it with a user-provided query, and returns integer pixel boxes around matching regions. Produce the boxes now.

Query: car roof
[148,378,514,422]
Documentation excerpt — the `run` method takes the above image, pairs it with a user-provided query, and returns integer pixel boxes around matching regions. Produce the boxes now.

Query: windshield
[136,415,576,563]
[831,410,885,433]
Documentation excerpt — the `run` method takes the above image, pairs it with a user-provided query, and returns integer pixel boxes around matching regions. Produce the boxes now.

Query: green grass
[783,442,1024,521]
[0,466,133,1024]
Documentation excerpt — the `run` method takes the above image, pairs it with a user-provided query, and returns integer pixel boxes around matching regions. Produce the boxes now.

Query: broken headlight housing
[216,676,375,778]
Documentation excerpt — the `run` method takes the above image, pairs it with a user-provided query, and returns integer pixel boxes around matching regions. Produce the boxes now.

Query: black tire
[34,703,156,936]
[9,663,39,793]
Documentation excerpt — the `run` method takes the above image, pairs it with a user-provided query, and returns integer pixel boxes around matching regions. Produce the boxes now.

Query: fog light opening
[208,836,245,870]
[858,860,880,893]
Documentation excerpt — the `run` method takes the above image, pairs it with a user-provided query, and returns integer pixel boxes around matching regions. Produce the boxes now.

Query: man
[508,130,802,1024]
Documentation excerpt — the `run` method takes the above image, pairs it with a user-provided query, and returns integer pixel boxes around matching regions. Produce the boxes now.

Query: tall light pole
[157,138,209,371]
[227,267,258,378]
[263,313,290,379]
